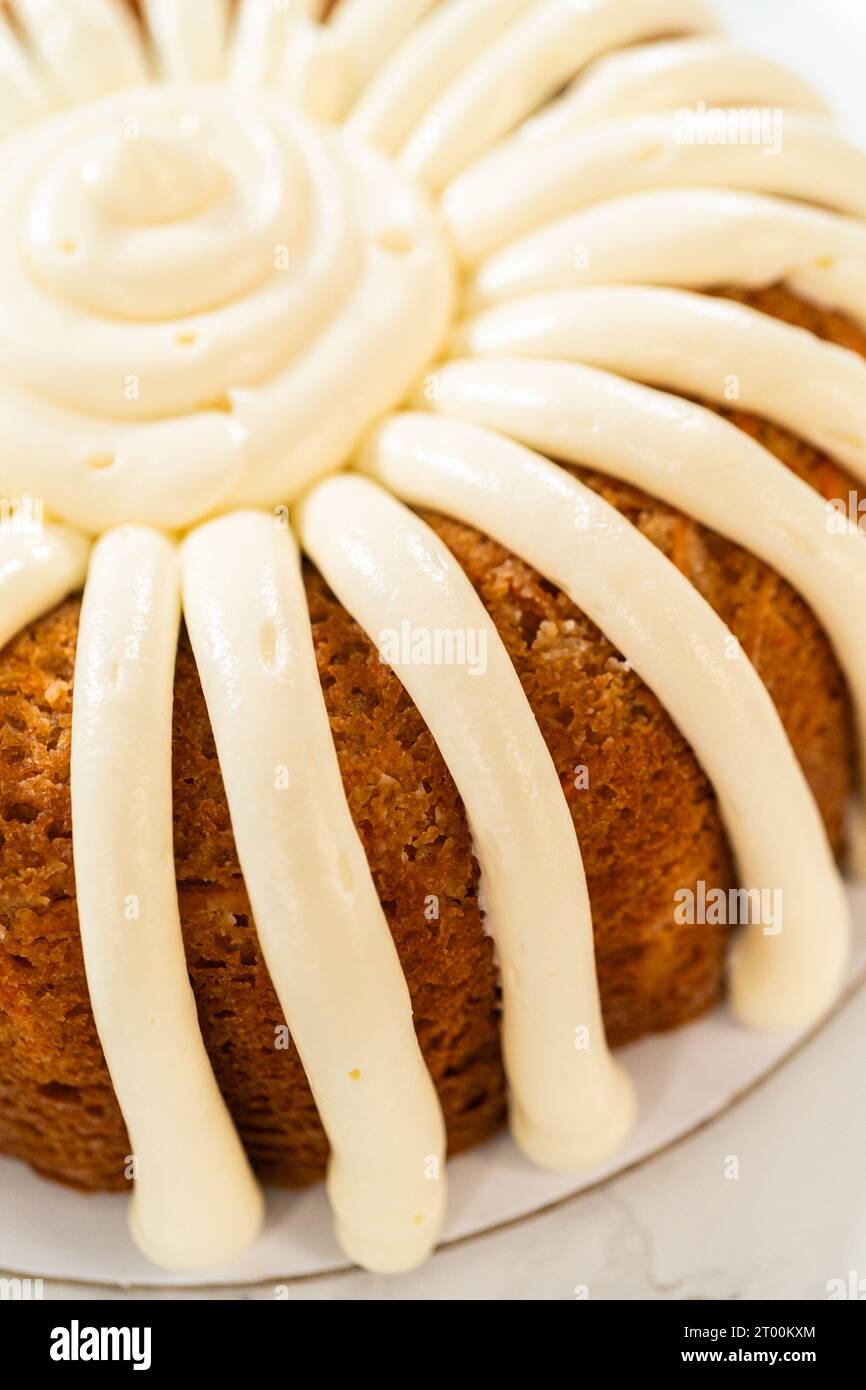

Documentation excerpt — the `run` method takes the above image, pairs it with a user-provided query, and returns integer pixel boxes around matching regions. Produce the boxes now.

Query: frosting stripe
[445,113,866,264]
[347,0,536,153]
[181,511,447,1274]
[230,0,323,87]
[455,286,866,478]
[297,473,636,1171]
[279,19,352,121]
[520,36,827,142]
[329,0,440,116]
[141,0,230,81]
[71,525,263,1270]
[467,189,866,325]
[359,412,851,1032]
[419,355,866,811]
[0,11,54,135]
[0,523,89,649]
[400,0,718,189]
[15,0,149,101]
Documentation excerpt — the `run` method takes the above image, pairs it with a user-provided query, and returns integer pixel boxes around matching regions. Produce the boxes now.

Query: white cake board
[1,888,863,1288]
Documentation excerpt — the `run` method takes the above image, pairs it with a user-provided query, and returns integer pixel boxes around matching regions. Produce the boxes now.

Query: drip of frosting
[181,510,447,1273]
[360,412,852,1031]
[0,523,89,648]
[467,188,866,328]
[71,525,264,1269]
[142,0,230,82]
[519,36,827,141]
[445,112,866,263]
[329,0,440,117]
[0,84,453,531]
[15,0,149,103]
[455,286,866,479]
[416,354,866,831]
[297,473,637,1169]
[280,19,353,122]
[399,0,718,189]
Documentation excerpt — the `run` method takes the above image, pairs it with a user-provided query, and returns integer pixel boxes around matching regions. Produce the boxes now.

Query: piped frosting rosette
[0,82,453,533]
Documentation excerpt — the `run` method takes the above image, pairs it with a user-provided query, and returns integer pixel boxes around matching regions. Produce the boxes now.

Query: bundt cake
[0,0,864,1274]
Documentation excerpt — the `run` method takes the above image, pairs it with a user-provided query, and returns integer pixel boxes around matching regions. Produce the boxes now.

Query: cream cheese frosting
[14,0,149,103]
[519,35,828,141]
[181,511,447,1273]
[0,10,54,137]
[231,0,326,89]
[71,525,264,1269]
[347,0,537,153]
[466,188,866,326]
[0,523,89,648]
[417,359,866,792]
[0,83,453,532]
[399,0,719,189]
[297,474,636,1167]
[0,0,862,1277]
[328,0,440,116]
[445,111,866,263]
[454,286,866,479]
[142,0,230,83]
[358,413,852,1030]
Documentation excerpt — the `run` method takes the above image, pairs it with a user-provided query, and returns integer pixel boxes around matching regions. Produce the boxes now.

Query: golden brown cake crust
[0,286,860,1192]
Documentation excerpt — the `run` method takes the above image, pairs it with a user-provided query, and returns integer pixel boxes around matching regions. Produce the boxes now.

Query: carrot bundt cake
[0,0,865,1274]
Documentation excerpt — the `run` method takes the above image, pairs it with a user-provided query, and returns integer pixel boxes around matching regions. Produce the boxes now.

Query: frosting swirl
[0,84,453,532]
